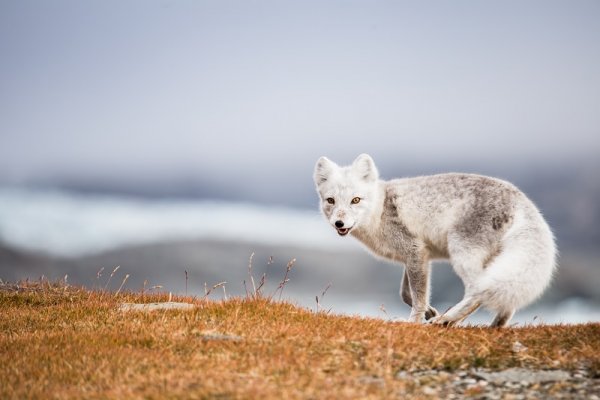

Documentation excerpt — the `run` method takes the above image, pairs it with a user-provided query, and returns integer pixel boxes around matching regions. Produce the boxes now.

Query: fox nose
[335,220,344,228]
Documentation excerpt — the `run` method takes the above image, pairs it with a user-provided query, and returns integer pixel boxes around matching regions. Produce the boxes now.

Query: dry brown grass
[1,280,599,399]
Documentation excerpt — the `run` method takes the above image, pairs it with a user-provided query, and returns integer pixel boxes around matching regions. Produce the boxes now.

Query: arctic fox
[313,154,557,327]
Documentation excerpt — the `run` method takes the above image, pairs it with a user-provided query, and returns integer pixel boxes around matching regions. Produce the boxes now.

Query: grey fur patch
[492,212,512,230]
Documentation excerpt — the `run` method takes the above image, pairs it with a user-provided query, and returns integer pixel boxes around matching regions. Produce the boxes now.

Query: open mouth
[336,227,352,236]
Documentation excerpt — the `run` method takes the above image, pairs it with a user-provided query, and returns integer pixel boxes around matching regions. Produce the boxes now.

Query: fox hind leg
[430,296,481,327]
[491,309,515,328]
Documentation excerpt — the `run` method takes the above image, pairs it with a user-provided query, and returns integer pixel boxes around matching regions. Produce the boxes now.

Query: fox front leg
[401,268,439,321]
[400,269,413,307]
[404,257,436,323]
[406,263,429,323]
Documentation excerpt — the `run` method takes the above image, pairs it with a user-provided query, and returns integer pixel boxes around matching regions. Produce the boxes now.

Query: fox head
[313,154,380,236]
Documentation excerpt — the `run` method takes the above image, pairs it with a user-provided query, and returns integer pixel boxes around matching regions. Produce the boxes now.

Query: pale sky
[1,1,599,187]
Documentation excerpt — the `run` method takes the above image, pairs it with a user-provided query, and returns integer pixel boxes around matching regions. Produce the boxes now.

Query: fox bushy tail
[475,204,557,314]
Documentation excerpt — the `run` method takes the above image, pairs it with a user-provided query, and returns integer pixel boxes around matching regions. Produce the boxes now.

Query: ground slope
[1,282,599,399]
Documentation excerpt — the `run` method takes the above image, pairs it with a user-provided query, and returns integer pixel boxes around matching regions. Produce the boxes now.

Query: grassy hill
[1,281,599,399]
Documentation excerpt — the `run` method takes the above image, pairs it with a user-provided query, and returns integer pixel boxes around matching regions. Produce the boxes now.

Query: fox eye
[326,197,335,205]
[351,197,361,204]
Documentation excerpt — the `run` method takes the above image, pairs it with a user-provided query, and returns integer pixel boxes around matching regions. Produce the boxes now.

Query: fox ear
[314,156,337,186]
[352,154,378,182]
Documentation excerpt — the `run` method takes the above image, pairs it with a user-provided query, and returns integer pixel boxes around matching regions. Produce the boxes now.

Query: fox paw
[409,307,439,323]
[425,306,439,321]
[428,315,455,327]
[407,314,424,323]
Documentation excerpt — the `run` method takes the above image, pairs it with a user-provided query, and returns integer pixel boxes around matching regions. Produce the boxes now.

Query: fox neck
[352,181,386,238]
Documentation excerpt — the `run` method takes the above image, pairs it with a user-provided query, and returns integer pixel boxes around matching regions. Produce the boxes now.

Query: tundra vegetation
[1,277,599,399]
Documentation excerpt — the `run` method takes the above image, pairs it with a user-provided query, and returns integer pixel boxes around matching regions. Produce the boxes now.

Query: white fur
[314,154,557,327]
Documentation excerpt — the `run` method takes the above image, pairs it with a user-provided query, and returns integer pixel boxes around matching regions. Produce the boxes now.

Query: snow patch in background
[0,187,353,257]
